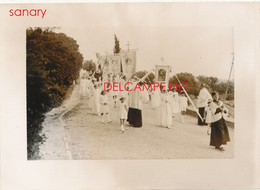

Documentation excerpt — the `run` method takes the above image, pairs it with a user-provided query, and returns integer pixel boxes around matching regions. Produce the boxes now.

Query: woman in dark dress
[209,91,230,151]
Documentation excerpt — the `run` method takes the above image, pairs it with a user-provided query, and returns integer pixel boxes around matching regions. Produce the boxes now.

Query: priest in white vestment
[197,83,212,126]
[127,81,149,127]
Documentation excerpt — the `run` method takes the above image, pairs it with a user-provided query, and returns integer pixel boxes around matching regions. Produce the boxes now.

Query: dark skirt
[210,118,230,148]
[198,107,206,125]
[127,108,142,127]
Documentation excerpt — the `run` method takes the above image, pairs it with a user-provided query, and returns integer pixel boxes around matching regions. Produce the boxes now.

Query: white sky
[53,3,237,80]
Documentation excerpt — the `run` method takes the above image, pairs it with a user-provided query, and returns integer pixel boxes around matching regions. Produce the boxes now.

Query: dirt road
[39,85,234,160]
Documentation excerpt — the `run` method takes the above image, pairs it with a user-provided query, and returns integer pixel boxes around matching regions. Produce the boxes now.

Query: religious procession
[77,47,232,153]
[27,28,234,159]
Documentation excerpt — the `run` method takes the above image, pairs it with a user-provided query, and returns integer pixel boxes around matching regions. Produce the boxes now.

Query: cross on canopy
[126,41,131,51]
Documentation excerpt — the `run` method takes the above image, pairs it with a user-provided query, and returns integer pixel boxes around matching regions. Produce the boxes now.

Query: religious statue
[158,69,166,81]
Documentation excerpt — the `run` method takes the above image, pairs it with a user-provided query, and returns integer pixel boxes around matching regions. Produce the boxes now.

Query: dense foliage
[27,27,83,159]
[170,73,234,101]
[131,71,234,101]
[82,60,96,73]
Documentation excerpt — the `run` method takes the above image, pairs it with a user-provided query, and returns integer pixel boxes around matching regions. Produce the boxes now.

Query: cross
[161,57,165,65]
[126,41,131,51]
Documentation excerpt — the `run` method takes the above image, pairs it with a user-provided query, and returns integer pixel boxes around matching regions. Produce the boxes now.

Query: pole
[137,69,154,83]
[224,27,235,101]
[224,53,234,101]
[174,73,204,121]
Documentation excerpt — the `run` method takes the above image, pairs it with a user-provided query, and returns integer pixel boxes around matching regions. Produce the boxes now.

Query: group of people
[79,71,131,132]
[150,86,188,129]
[79,69,231,151]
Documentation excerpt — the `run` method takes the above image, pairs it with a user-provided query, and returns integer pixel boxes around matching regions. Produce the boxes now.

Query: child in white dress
[204,99,212,135]
[119,97,128,133]
[179,92,188,123]
[99,91,112,123]
[93,85,101,116]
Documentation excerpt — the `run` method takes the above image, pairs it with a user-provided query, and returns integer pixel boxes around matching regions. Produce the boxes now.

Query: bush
[27,27,83,159]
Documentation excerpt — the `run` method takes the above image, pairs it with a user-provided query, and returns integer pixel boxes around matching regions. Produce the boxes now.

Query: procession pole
[224,28,235,101]
[224,53,234,101]
[174,73,204,121]
[137,69,154,83]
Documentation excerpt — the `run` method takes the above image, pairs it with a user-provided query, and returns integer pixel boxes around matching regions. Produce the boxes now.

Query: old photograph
[27,26,234,160]
[1,2,260,190]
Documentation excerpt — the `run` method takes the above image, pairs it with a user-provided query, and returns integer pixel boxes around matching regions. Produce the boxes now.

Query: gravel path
[39,85,234,160]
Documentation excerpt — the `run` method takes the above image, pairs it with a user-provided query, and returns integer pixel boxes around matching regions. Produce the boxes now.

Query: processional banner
[109,55,121,75]
[120,51,136,78]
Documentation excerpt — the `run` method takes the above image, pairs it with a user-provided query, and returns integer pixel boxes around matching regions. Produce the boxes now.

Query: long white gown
[169,91,180,114]
[93,87,101,115]
[151,88,160,108]
[159,92,172,127]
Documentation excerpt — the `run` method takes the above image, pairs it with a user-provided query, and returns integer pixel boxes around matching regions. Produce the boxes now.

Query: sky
[59,26,234,80]
[51,3,237,81]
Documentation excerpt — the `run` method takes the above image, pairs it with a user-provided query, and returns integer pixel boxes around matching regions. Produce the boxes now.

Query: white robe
[128,84,149,110]
[210,101,228,123]
[197,87,212,108]
[93,88,101,115]
[169,91,180,114]
[99,94,109,114]
[159,93,172,127]
[151,88,160,108]
[179,96,188,112]
[204,106,211,124]
[119,101,128,119]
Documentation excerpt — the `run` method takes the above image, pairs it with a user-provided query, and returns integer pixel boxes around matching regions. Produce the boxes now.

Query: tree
[26,27,83,159]
[197,75,219,91]
[82,60,96,73]
[197,75,234,100]
[113,34,121,54]
[197,75,210,86]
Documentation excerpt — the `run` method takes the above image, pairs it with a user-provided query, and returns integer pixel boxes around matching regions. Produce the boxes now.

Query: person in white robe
[99,91,112,123]
[85,78,91,98]
[93,84,101,116]
[197,83,212,126]
[127,81,149,127]
[179,92,188,123]
[119,96,128,133]
[168,88,180,116]
[88,79,95,108]
[159,88,173,129]
[111,75,119,108]
[204,99,212,135]
[151,87,160,110]
[118,75,129,102]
